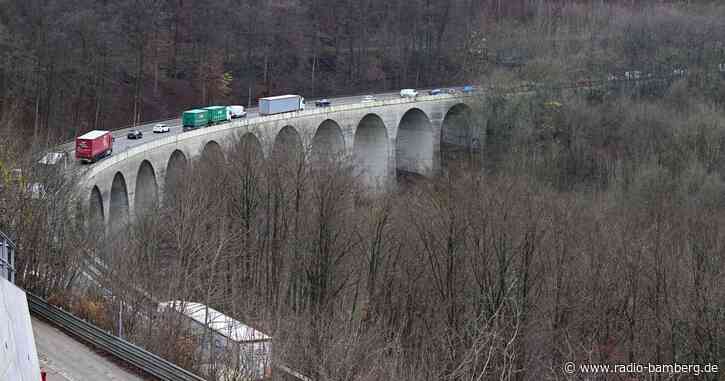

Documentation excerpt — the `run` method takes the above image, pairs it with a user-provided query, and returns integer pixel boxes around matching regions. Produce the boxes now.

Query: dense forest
[3,0,724,144]
[4,1,725,380]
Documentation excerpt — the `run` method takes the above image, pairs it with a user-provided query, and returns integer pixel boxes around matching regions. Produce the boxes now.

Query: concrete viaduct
[79,93,479,228]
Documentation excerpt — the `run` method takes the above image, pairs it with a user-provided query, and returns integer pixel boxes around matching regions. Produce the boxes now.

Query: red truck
[75,130,113,163]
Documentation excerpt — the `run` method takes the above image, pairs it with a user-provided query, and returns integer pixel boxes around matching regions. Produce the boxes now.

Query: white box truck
[259,95,305,115]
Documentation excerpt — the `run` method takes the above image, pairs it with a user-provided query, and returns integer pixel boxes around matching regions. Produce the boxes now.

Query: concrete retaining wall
[0,277,40,381]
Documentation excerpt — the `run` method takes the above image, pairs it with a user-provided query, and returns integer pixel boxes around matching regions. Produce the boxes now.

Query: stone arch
[353,114,389,187]
[238,133,265,162]
[165,150,188,205]
[273,126,303,168]
[89,185,104,227]
[231,133,265,180]
[109,172,129,230]
[396,108,433,176]
[197,140,227,200]
[312,119,345,163]
[201,140,225,165]
[134,160,158,216]
[231,133,266,210]
[441,103,476,172]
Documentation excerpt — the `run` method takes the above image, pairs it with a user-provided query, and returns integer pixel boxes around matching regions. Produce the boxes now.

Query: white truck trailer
[259,95,305,115]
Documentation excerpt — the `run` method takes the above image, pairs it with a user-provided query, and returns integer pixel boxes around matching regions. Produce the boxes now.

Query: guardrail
[27,293,206,381]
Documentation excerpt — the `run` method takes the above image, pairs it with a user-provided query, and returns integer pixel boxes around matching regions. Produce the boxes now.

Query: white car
[227,105,247,118]
[362,95,376,103]
[153,123,170,133]
[400,89,418,98]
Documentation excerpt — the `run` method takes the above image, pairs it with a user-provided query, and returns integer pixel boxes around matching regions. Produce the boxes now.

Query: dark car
[315,99,331,107]
[576,78,593,87]
[127,130,143,139]
[462,85,475,93]
[428,89,442,95]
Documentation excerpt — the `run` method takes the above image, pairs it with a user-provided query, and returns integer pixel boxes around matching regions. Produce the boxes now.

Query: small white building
[158,301,272,380]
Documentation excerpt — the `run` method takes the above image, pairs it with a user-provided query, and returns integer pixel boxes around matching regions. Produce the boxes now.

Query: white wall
[0,278,40,381]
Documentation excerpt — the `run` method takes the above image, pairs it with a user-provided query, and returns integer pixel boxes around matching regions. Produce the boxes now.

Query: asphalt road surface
[32,317,145,381]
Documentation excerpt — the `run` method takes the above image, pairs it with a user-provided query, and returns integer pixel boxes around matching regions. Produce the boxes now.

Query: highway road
[59,88,456,167]
[32,317,146,381]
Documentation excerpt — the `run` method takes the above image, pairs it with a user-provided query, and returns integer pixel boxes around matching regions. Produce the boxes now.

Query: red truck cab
[76,130,113,163]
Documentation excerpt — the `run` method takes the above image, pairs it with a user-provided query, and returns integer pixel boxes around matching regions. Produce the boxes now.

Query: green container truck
[203,106,231,124]
[182,109,209,130]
